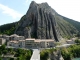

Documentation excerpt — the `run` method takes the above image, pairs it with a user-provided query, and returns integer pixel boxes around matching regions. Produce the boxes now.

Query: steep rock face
[15,1,78,41]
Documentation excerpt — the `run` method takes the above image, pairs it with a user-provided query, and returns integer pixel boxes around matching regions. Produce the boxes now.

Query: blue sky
[0,0,80,25]
[0,0,32,25]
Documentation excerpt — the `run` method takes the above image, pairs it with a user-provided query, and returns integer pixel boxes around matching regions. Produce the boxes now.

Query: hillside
[0,1,80,41]
[62,16,80,32]
[0,22,18,35]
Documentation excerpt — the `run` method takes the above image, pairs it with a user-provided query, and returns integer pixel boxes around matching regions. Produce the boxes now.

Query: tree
[0,57,2,60]
[3,50,8,54]
[75,39,80,44]
[0,44,6,50]
[9,58,14,60]
[40,51,49,60]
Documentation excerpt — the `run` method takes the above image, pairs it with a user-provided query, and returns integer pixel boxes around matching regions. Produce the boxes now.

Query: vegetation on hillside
[62,16,80,32]
[40,48,58,60]
[55,15,79,39]
[75,39,80,44]
[40,39,80,60]
[0,45,32,60]
[0,22,18,35]
[0,15,26,35]
[61,40,80,60]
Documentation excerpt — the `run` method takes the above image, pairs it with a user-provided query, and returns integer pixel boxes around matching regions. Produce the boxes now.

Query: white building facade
[7,38,55,48]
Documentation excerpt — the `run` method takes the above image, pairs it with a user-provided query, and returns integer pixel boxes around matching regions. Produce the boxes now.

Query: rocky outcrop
[49,50,64,60]
[15,1,78,41]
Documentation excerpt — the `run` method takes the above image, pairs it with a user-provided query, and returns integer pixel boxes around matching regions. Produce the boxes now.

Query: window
[26,44,31,45]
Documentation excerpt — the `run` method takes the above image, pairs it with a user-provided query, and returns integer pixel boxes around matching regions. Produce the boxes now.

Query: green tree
[75,39,80,44]
[0,57,2,60]
[9,58,14,60]
[3,50,8,54]
[40,51,49,60]
[0,44,6,50]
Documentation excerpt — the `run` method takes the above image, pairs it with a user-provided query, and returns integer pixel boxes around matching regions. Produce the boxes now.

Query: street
[30,49,40,60]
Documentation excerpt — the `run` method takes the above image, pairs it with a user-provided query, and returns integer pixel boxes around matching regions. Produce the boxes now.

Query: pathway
[30,49,40,60]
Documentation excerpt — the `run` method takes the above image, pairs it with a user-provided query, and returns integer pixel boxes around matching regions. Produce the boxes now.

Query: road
[56,44,72,48]
[30,49,40,60]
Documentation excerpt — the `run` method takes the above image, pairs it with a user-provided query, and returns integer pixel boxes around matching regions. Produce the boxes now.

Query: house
[7,38,55,48]
[0,38,6,45]
[7,41,19,48]
[7,40,25,48]
[18,40,25,48]
[10,34,25,40]
[25,38,36,48]
[40,39,55,48]
[25,38,55,48]
[4,34,25,42]
[5,36,11,41]
[66,40,74,44]
[0,35,2,38]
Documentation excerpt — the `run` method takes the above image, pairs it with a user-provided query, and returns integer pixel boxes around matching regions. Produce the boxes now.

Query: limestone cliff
[15,1,78,41]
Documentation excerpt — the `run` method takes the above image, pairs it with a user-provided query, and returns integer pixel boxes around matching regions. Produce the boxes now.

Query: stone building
[0,38,6,45]
[7,38,55,48]
[66,40,74,44]
[3,34,25,42]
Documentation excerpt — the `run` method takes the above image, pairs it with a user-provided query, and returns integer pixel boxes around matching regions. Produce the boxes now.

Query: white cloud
[26,0,30,3]
[0,4,23,19]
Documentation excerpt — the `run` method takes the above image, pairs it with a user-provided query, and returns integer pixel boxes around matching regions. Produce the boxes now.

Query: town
[0,34,79,60]
[0,34,76,49]
[0,34,55,49]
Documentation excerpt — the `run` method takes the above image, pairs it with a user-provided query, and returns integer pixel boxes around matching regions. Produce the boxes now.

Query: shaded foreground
[0,45,32,60]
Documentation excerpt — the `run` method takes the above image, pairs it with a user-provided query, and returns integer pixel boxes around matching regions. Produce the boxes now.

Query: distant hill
[0,1,80,41]
[0,22,18,35]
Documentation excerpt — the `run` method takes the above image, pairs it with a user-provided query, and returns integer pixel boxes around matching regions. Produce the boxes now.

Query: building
[4,34,25,42]
[25,39,55,48]
[7,41,19,48]
[7,40,25,48]
[10,34,25,40]
[25,38,36,48]
[0,38,6,45]
[18,40,25,48]
[66,40,74,44]
[66,37,77,44]
[40,39,55,48]
[7,38,55,48]
[5,36,11,41]
[0,35,2,38]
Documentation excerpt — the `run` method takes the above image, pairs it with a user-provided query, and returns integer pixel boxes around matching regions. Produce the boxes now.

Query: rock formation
[15,1,78,41]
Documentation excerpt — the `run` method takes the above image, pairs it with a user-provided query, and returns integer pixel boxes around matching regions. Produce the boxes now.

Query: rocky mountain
[0,1,80,41]
[14,1,79,41]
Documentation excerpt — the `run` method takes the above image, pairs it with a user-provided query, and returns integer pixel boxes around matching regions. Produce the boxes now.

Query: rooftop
[9,41,18,43]
[26,38,35,40]
[10,34,19,36]
[19,40,25,41]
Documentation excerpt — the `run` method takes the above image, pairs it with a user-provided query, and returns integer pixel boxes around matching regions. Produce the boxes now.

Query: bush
[9,58,14,60]
[3,50,8,54]
[75,39,80,44]
[61,45,80,60]
[40,51,49,60]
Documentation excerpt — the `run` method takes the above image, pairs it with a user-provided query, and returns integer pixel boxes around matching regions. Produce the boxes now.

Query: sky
[0,0,80,25]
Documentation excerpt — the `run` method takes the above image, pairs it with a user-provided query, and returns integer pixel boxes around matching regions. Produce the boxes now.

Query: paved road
[30,49,40,60]
[56,44,72,48]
